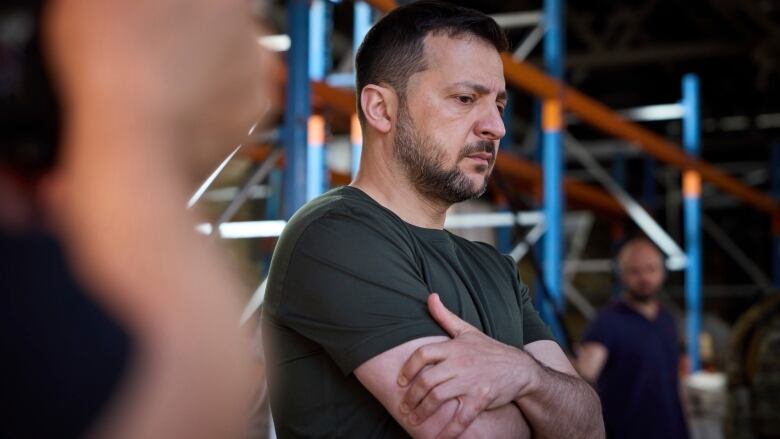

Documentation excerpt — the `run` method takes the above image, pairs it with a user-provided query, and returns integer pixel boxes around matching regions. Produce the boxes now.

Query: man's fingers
[407,379,460,425]
[428,293,475,337]
[400,365,454,418]
[435,396,487,439]
[398,342,448,387]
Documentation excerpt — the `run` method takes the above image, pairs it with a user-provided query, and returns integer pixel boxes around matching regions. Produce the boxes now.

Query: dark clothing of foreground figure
[0,229,133,438]
[583,300,688,439]
[263,186,552,438]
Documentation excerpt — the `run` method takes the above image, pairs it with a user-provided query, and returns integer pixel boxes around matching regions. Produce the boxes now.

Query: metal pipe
[216,149,283,226]
[283,0,310,219]
[541,0,566,345]
[565,133,688,270]
[306,0,330,201]
[513,22,546,61]
[682,73,702,373]
[490,11,544,29]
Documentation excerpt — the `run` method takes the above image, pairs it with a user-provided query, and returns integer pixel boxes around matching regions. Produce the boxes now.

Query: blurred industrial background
[185,1,780,438]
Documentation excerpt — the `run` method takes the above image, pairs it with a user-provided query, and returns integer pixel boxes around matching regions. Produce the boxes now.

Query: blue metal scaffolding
[283,0,310,219]
[682,73,702,372]
[307,0,330,201]
[351,1,373,177]
[540,0,567,345]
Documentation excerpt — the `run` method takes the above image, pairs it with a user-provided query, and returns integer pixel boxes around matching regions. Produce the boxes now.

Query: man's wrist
[513,349,545,404]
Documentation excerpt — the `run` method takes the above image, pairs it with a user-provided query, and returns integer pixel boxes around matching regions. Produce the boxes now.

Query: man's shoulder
[591,300,631,323]
[265,186,420,308]
[278,186,402,251]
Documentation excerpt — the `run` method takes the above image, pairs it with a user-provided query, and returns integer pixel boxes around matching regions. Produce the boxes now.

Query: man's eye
[457,95,474,104]
[497,104,505,115]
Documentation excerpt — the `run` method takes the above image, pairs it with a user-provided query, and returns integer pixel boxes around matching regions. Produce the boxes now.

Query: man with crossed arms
[263,1,604,437]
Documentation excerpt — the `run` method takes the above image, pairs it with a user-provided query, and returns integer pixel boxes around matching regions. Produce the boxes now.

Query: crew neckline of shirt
[614,298,664,323]
[340,186,451,241]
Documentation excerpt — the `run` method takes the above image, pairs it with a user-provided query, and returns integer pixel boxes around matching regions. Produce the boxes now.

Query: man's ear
[360,84,396,134]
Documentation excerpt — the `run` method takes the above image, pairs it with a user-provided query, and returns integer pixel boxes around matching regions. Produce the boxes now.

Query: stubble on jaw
[392,104,495,205]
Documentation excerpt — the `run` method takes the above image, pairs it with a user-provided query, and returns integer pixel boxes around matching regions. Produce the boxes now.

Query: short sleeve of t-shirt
[517,280,555,345]
[581,310,616,349]
[272,211,447,375]
[500,254,553,345]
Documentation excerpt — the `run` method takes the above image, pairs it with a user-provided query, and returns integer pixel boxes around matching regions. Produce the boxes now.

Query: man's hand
[397,293,540,438]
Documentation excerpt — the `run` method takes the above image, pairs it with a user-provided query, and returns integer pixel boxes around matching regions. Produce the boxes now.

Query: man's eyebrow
[452,81,508,102]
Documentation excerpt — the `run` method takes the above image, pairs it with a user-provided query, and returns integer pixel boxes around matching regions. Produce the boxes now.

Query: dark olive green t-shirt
[263,186,553,439]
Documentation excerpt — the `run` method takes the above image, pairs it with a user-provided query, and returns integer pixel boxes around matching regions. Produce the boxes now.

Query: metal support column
[643,157,657,212]
[541,0,566,344]
[352,1,372,177]
[283,0,310,218]
[307,0,330,201]
[772,141,780,288]
[682,73,702,372]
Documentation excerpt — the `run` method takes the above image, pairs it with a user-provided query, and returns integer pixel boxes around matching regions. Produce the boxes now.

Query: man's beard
[392,104,495,204]
[625,287,659,303]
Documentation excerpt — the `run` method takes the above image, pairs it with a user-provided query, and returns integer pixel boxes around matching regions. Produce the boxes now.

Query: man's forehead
[619,241,664,267]
[419,33,505,90]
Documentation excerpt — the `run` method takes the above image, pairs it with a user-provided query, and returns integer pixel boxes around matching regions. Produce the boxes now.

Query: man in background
[577,237,689,439]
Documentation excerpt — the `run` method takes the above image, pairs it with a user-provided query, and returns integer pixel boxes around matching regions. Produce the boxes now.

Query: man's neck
[350,140,450,229]
[622,295,660,320]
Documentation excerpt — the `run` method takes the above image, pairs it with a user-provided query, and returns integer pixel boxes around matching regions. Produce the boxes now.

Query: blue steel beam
[283,0,310,218]
[541,0,567,345]
[306,0,330,201]
[682,73,702,372]
[352,1,373,178]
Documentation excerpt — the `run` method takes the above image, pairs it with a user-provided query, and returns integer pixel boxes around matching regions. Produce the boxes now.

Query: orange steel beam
[501,56,779,216]
[494,153,624,216]
[361,0,780,216]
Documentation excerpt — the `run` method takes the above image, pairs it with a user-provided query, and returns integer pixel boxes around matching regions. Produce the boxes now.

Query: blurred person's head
[617,238,666,303]
[0,0,273,190]
[355,0,508,205]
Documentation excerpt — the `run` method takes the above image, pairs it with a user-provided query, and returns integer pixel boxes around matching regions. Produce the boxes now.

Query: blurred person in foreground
[262,1,604,438]
[576,237,689,439]
[0,0,272,437]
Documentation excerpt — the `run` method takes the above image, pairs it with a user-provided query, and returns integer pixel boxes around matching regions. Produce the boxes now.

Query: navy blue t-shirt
[582,299,688,439]
[0,229,133,438]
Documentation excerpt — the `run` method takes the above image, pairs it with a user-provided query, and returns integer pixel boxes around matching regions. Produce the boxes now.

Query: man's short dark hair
[354,0,508,125]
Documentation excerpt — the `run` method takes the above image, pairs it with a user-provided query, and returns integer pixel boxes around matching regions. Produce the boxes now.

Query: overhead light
[258,34,291,52]
[196,220,287,239]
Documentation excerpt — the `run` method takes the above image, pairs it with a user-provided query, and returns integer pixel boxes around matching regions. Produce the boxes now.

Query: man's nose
[474,104,506,141]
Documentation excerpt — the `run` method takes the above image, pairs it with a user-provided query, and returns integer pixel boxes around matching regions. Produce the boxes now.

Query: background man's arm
[518,340,605,438]
[355,336,530,439]
[575,342,609,384]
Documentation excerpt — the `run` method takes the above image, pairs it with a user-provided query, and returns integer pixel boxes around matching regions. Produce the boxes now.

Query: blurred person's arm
[575,342,608,384]
[41,0,271,437]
